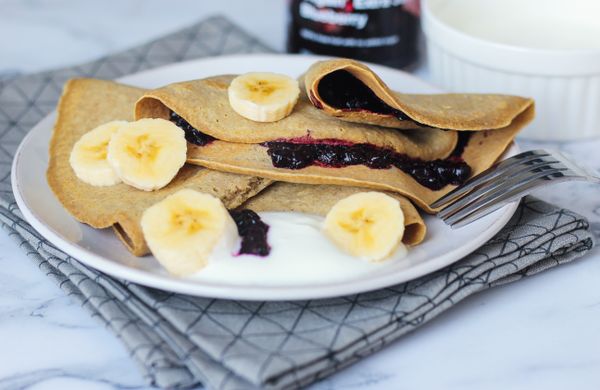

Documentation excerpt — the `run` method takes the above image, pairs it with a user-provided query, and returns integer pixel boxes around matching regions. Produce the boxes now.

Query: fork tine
[444,170,583,227]
[436,161,566,219]
[553,150,600,183]
[443,167,570,223]
[446,171,587,228]
[430,149,553,209]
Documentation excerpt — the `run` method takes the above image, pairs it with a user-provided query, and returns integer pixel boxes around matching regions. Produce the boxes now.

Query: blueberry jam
[230,210,270,257]
[264,137,472,190]
[316,70,411,121]
[451,131,471,158]
[169,111,215,146]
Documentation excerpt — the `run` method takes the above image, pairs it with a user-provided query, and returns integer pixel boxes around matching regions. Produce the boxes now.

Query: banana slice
[141,189,240,276]
[323,192,405,262]
[69,120,128,186]
[228,72,300,122]
[107,118,187,191]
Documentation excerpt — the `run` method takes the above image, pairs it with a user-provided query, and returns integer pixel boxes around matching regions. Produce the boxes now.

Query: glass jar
[287,0,420,69]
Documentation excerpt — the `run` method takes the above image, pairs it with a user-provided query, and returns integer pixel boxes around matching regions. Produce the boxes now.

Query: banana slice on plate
[228,72,300,122]
[141,189,240,276]
[323,192,405,263]
[107,118,187,191]
[69,120,128,186]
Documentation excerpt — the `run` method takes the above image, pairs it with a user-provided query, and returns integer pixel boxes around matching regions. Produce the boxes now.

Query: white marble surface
[1,1,600,389]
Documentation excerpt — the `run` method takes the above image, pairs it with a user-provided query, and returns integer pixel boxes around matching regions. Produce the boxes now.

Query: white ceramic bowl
[422,0,600,140]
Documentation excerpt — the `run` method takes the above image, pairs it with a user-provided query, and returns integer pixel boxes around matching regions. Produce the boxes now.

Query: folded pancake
[47,78,271,256]
[134,75,458,161]
[304,59,534,131]
[240,182,426,246]
[187,105,534,213]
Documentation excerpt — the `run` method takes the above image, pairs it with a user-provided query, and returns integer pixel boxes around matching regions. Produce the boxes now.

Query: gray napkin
[0,16,595,390]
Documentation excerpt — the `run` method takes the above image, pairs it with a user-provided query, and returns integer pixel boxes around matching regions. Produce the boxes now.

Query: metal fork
[430,149,600,228]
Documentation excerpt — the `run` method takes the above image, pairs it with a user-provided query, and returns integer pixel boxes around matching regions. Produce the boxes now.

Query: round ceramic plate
[12,54,519,300]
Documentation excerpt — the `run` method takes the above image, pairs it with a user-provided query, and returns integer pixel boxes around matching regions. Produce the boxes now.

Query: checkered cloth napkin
[0,16,595,390]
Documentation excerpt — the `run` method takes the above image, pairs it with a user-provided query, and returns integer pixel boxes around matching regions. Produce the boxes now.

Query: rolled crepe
[240,182,426,246]
[135,75,458,161]
[47,78,271,256]
[304,59,534,131]
[187,104,534,213]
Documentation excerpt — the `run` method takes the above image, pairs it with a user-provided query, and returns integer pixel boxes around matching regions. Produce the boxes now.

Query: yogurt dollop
[193,212,407,286]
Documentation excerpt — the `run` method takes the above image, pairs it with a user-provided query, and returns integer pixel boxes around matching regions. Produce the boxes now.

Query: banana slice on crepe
[107,118,187,191]
[141,189,240,276]
[323,192,405,262]
[69,120,128,186]
[228,72,300,122]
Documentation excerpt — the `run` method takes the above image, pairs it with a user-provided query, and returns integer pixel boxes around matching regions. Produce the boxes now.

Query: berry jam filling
[264,134,472,190]
[316,70,412,121]
[451,131,471,158]
[169,111,215,146]
[230,209,271,257]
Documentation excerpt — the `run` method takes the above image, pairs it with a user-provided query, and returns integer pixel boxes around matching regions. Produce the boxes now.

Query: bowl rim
[422,0,600,75]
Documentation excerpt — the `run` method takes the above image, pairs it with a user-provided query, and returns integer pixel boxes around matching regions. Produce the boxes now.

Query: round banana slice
[228,72,300,122]
[323,192,405,262]
[69,120,128,186]
[141,189,240,276]
[107,118,187,191]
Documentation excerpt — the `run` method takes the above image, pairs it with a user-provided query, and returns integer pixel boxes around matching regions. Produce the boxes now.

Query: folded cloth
[0,16,595,390]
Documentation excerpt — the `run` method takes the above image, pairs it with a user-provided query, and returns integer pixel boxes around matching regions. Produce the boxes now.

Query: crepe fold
[47,78,270,256]
[304,59,534,131]
[134,75,458,161]
[240,182,426,246]
[187,103,534,213]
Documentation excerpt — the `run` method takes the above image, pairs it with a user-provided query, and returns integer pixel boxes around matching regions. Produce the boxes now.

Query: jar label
[288,0,418,68]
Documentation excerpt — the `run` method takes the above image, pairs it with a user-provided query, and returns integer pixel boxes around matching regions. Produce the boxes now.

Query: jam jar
[287,0,420,69]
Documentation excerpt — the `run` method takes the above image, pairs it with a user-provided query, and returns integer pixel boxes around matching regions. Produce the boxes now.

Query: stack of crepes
[47,59,534,257]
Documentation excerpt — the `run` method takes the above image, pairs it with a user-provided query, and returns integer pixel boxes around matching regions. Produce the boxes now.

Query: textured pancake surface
[135,75,458,160]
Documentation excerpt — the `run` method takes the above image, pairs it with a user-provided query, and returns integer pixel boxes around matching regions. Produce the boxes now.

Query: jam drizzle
[230,210,271,257]
[317,70,413,121]
[451,131,471,158]
[169,111,215,146]
[167,107,472,191]
[264,137,471,190]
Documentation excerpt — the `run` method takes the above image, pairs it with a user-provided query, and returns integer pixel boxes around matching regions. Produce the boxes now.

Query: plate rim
[11,54,520,300]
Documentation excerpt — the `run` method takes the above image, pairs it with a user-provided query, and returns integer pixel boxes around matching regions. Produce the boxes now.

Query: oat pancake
[304,58,534,131]
[134,75,458,161]
[47,78,270,256]
[187,105,534,213]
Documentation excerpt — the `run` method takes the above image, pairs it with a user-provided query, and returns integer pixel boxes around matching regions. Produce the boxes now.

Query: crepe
[134,75,457,161]
[187,104,534,213]
[47,78,271,256]
[240,182,426,246]
[304,59,534,131]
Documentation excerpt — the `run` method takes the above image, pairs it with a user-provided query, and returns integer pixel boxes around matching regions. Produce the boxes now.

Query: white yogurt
[435,0,600,50]
[191,212,407,286]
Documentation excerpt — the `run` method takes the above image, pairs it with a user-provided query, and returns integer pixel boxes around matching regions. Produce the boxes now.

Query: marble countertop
[1,1,599,389]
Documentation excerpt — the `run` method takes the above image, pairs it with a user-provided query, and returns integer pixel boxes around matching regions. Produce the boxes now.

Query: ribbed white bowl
[422,0,600,140]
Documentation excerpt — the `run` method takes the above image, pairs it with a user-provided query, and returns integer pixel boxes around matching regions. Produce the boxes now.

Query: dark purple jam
[230,209,270,257]
[316,70,411,121]
[451,131,472,158]
[264,137,472,191]
[169,111,215,146]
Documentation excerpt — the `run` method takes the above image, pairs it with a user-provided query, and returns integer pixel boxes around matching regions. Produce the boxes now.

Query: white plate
[11,54,519,300]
